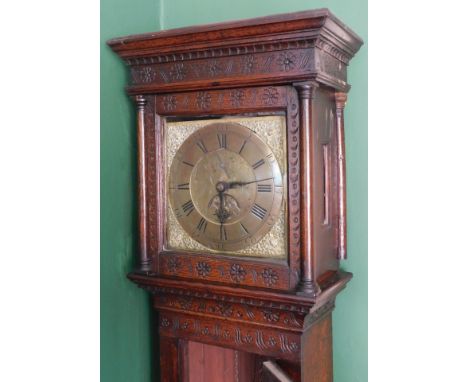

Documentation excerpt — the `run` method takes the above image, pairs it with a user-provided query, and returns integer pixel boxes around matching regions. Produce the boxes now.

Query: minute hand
[227,177,274,188]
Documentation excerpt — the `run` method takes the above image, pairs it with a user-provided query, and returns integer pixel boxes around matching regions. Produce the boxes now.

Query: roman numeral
[238,140,247,154]
[181,200,195,216]
[217,133,227,149]
[251,203,267,220]
[220,225,227,241]
[240,223,249,235]
[196,217,208,233]
[177,183,190,190]
[196,140,208,154]
[257,184,272,193]
[252,159,265,170]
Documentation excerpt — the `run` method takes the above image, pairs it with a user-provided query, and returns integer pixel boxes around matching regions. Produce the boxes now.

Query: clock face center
[215,181,227,193]
[190,149,256,225]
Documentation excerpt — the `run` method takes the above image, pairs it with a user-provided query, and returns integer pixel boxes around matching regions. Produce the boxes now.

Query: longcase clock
[108,8,363,381]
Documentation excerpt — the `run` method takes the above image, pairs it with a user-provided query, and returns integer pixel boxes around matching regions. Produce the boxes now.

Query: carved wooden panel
[155,86,287,115]
[159,312,302,362]
[130,48,315,88]
[285,87,301,288]
[158,252,290,290]
[144,96,158,256]
[154,293,306,332]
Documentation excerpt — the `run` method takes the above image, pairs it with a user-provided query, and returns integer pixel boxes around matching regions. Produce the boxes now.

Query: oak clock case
[108,8,363,382]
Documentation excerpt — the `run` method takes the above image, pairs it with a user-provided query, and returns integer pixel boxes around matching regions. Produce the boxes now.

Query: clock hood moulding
[107,8,363,94]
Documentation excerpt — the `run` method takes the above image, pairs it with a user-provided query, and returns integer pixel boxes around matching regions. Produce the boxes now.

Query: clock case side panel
[310,86,341,284]
[141,85,301,291]
[144,95,165,271]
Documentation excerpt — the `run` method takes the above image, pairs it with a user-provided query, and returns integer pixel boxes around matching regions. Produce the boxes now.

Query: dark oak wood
[108,8,362,382]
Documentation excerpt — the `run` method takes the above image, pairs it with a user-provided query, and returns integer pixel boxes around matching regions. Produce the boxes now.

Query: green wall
[101,1,161,381]
[101,1,367,381]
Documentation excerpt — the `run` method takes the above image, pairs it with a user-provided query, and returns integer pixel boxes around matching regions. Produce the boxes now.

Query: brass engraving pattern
[165,116,287,258]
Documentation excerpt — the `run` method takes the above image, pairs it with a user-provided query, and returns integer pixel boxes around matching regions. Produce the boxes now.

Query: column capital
[134,94,147,109]
[293,81,319,100]
[335,92,348,110]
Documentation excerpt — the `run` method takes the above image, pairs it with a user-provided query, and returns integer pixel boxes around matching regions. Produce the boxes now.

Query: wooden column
[295,82,321,296]
[135,95,151,270]
[335,93,348,260]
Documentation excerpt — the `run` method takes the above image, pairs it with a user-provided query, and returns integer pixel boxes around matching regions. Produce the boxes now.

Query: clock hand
[227,177,274,188]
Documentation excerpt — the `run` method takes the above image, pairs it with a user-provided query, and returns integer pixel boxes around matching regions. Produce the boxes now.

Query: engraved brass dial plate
[168,120,284,253]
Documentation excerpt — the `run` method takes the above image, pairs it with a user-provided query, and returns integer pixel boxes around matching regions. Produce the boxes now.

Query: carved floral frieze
[157,86,285,114]
[159,253,288,289]
[130,48,315,86]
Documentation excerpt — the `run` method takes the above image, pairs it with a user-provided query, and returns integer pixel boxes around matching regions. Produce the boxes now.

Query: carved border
[139,283,313,314]
[130,48,315,87]
[159,312,301,361]
[144,97,158,256]
[154,294,305,331]
[155,86,287,115]
[286,87,301,288]
[124,38,351,66]
[158,253,289,290]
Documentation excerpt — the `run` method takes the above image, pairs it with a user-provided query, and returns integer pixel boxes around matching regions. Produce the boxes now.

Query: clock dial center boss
[168,122,284,252]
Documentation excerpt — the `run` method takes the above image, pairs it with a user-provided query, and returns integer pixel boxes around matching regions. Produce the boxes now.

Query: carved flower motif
[160,317,170,327]
[230,89,245,107]
[262,87,279,105]
[214,302,233,317]
[277,52,296,72]
[196,261,211,277]
[261,268,279,286]
[140,66,155,83]
[196,92,212,110]
[230,264,246,283]
[169,63,187,80]
[208,60,222,77]
[267,337,277,347]
[181,322,190,330]
[262,310,280,323]
[242,54,256,73]
[162,95,177,111]
[167,257,181,273]
[178,297,193,310]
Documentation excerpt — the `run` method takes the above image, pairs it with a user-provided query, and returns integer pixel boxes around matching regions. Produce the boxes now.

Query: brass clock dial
[168,122,283,252]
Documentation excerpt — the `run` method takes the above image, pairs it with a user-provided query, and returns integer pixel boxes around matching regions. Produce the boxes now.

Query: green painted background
[101,0,367,381]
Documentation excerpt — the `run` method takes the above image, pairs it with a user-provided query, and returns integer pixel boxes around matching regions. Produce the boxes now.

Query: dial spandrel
[166,116,287,258]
